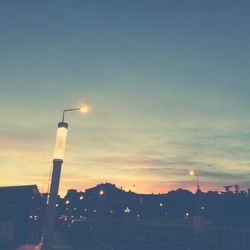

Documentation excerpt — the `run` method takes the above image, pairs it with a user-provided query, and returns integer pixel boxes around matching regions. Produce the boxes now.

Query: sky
[0,0,250,195]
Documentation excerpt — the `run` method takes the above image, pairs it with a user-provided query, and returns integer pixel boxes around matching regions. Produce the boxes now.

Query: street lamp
[189,169,203,216]
[43,104,89,250]
[189,170,206,234]
[189,170,200,193]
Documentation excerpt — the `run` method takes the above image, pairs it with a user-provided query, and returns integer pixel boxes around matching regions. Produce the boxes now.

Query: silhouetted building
[55,183,250,227]
[0,185,44,248]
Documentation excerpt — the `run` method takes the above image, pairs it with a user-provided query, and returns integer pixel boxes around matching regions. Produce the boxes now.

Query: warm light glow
[80,195,84,200]
[99,190,104,196]
[189,170,195,176]
[53,123,68,160]
[80,104,89,114]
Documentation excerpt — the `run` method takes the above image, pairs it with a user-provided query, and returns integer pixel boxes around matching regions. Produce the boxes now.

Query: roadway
[52,217,250,250]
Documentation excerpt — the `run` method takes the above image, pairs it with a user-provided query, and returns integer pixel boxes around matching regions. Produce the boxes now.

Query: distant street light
[43,104,89,250]
[189,169,204,219]
[189,170,200,193]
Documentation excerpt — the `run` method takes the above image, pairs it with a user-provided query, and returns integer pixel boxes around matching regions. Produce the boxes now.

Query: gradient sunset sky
[0,0,250,195]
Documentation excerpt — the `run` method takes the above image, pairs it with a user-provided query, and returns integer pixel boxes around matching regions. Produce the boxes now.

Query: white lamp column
[43,122,68,250]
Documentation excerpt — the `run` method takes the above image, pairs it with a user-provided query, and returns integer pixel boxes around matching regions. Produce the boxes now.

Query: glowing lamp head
[53,122,68,161]
[189,170,195,176]
[80,104,89,114]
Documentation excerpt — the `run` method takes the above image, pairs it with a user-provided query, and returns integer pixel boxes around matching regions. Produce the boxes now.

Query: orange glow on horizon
[54,180,223,197]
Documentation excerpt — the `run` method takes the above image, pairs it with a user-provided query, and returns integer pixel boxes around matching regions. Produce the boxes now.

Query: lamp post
[43,104,89,250]
[189,169,202,215]
[189,170,205,234]
[189,170,200,193]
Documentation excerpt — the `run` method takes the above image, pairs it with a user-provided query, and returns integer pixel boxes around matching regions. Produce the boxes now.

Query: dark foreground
[53,217,250,250]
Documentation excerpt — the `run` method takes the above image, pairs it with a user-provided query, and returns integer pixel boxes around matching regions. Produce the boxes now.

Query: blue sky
[0,0,250,194]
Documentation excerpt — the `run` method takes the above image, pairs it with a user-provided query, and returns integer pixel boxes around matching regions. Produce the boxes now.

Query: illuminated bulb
[189,170,195,176]
[80,104,89,114]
